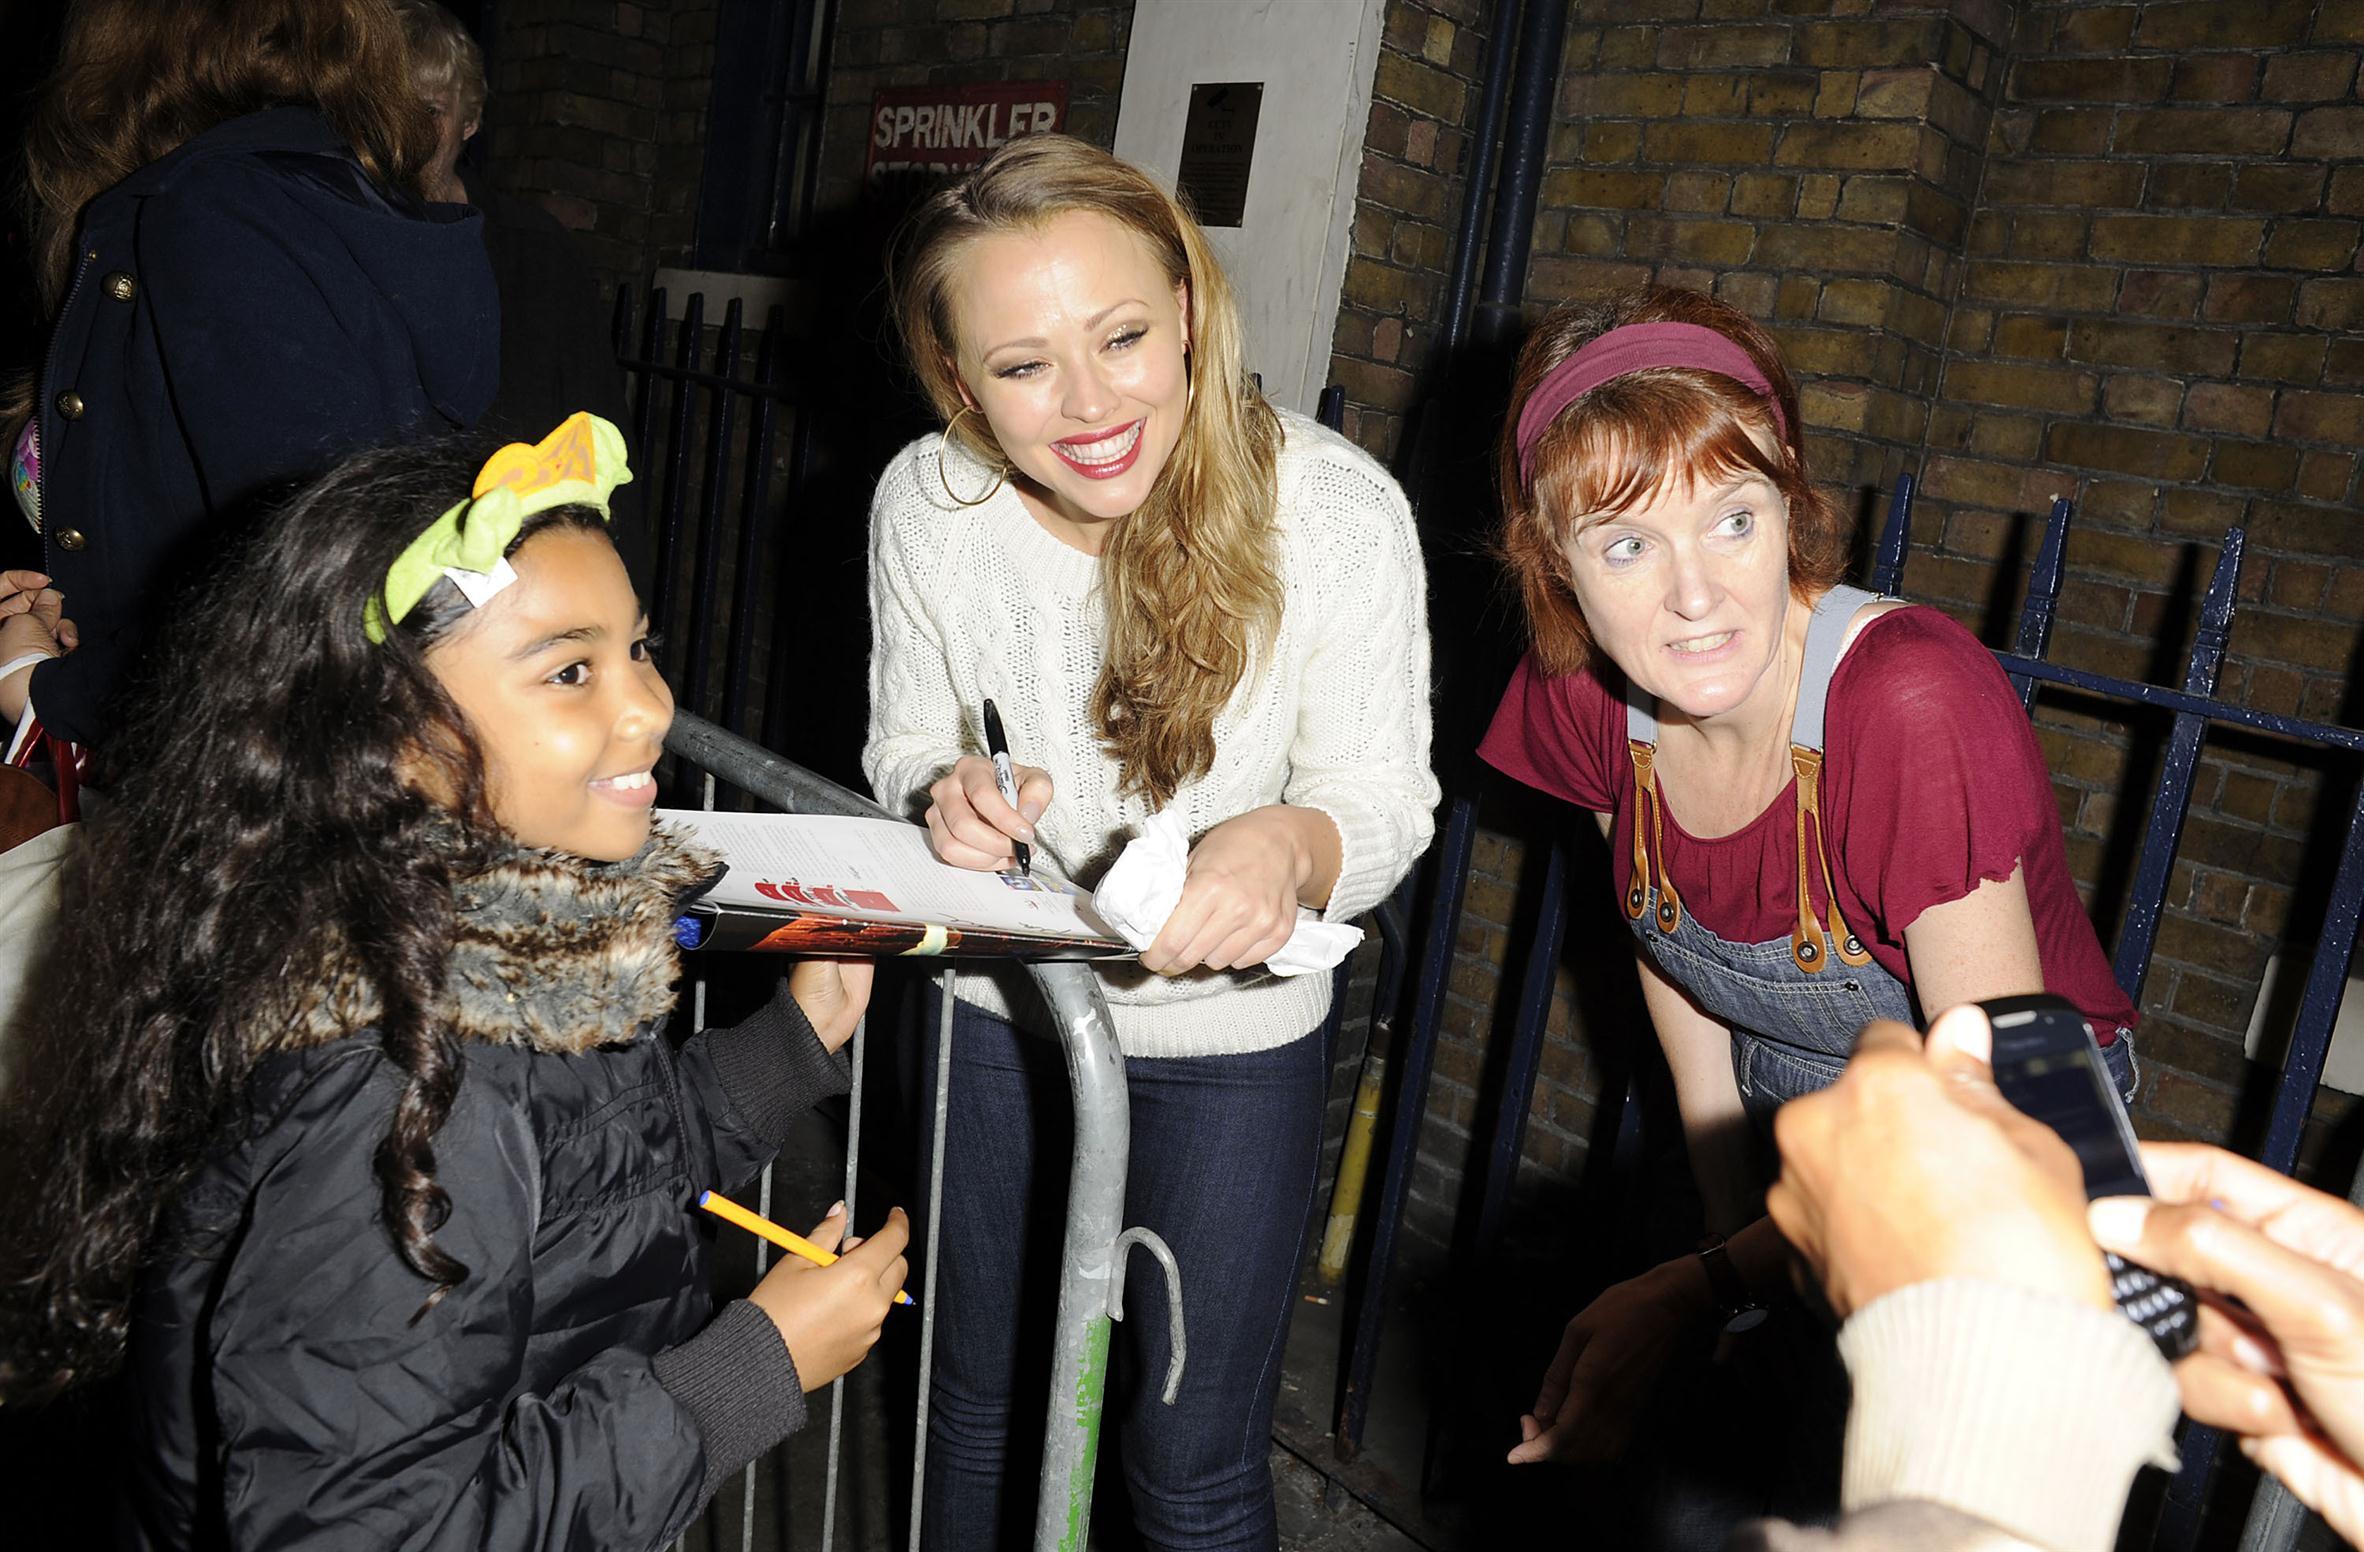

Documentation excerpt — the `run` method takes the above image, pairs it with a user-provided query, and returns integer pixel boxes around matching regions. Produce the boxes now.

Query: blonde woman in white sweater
[868,135,1436,1551]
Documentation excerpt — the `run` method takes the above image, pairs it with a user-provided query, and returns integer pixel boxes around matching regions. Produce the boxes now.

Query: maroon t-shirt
[1479,606,2138,1039]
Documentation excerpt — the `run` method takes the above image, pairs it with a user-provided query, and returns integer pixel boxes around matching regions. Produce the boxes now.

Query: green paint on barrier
[1061,1317,1114,1551]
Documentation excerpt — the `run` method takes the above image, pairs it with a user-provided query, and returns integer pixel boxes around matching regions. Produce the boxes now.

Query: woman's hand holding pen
[925,754,1051,872]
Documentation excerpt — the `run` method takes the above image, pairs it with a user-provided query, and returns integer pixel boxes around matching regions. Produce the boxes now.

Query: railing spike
[2008,496,2074,711]
[1870,471,1913,594]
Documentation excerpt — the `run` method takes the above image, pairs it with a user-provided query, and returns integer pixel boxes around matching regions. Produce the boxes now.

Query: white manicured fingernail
[1926,1004,1993,1064]
[2087,1196,2151,1247]
[827,1199,845,1218]
[2230,1332,2280,1374]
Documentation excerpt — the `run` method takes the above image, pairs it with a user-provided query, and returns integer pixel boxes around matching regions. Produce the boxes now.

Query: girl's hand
[1507,1258,1712,1464]
[747,1205,911,1393]
[1141,807,1311,976]
[788,959,874,1053]
[0,572,73,725]
[924,754,1051,872]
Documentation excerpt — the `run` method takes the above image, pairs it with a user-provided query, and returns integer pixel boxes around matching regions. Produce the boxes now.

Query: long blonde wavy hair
[887,134,1284,807]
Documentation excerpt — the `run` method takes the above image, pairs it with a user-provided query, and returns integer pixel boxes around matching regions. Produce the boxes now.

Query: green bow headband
[365,411,634,643]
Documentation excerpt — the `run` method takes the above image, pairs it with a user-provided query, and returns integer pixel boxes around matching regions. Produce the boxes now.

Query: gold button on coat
[103,272,137,302]
[56,529,86,551]
[54,391,84,420]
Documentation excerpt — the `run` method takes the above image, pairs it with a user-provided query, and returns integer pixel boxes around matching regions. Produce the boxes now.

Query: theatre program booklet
[660,808,1131,960]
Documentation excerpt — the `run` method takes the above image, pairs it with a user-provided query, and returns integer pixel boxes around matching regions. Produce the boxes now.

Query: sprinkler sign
[866,82,1070,189]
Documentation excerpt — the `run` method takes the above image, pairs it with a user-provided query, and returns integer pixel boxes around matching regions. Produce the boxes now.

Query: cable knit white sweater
[864,410,1438,1058]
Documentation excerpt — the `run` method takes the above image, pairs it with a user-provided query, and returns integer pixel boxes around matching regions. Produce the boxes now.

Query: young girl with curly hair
[0,416,907,1549]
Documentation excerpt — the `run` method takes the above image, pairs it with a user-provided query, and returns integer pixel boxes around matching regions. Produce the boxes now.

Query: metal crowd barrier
[663,712,1184,1552]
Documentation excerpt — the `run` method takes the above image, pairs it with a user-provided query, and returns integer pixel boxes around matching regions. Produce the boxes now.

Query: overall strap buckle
[1626,739,1684,933]
[1789,746,1872,973]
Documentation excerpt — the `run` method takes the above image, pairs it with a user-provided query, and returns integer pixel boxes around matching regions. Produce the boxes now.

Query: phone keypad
[2107,1250,2199,1362]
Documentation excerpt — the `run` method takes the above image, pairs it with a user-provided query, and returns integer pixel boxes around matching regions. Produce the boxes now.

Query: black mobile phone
[1981,993,2199,1361]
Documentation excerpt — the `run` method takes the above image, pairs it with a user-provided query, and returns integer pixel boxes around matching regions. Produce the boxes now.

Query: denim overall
[1622,585,2135,1123]
[1616,589,2136,1547]
[1623,586,1910,1122]
[1616,590,1887,1551]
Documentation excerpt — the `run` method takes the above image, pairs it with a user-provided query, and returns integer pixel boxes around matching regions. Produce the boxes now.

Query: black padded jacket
[117,830,845,1550]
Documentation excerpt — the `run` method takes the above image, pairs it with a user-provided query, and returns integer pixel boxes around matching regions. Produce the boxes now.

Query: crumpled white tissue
[1092,810,1362,976]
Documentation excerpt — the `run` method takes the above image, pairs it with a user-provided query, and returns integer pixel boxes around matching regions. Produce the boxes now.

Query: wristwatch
[1697,1233,1768,1334]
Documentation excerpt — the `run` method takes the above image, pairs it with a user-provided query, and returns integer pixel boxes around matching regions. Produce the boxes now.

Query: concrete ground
[1272,1447,1427,1552]
[1266,1284,1456,1552]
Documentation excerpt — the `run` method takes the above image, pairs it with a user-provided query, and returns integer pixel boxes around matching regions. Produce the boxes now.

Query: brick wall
[1328,0,2364,1261]
[485,0,718,296]
[1324,0,1495,459]
[1912,0,2364,1150]
[1529,0,2009,512]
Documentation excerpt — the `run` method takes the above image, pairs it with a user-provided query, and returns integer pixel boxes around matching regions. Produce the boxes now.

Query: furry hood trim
[287,825,722,1056]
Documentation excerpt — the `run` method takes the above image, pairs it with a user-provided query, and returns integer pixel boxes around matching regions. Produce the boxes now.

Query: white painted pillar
[1115,0,1388,416]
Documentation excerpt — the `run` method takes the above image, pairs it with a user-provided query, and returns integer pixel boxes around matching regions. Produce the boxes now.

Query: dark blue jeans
[916,992,1327,1552]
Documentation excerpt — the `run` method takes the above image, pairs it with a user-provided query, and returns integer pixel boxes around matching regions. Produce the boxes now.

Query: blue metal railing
[1879,484,2364,1552]
[2100,531,2240,1008]
[2008,496,2074,712]
[1867,472,1914,595]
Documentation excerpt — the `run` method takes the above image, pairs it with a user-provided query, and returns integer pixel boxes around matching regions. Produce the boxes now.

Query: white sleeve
[2,651,52,763]
[1838,1279,2179,1552]
[862,467,964,820]
[1279,455,1439,922]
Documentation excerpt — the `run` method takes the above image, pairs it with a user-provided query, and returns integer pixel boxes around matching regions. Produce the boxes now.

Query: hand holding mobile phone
[1980,994,2198,1362]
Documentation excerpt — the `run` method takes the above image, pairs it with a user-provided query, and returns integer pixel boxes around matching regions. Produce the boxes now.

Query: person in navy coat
[5,0,498,747]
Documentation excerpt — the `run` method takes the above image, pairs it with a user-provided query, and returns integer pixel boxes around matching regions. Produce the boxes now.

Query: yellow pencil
[698,1190,915,1307]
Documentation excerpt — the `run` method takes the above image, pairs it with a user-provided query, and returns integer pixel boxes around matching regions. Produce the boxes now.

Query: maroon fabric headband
[1513,321,1787,483]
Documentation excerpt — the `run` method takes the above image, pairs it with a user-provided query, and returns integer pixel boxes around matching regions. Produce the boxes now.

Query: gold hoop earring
[937,404,1009,508]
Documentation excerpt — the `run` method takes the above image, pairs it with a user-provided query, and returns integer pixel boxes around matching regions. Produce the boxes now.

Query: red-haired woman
[1481,288,2137,1485]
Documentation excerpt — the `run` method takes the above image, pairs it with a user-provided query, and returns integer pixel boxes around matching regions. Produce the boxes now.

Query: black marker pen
[981,698,1032,876]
